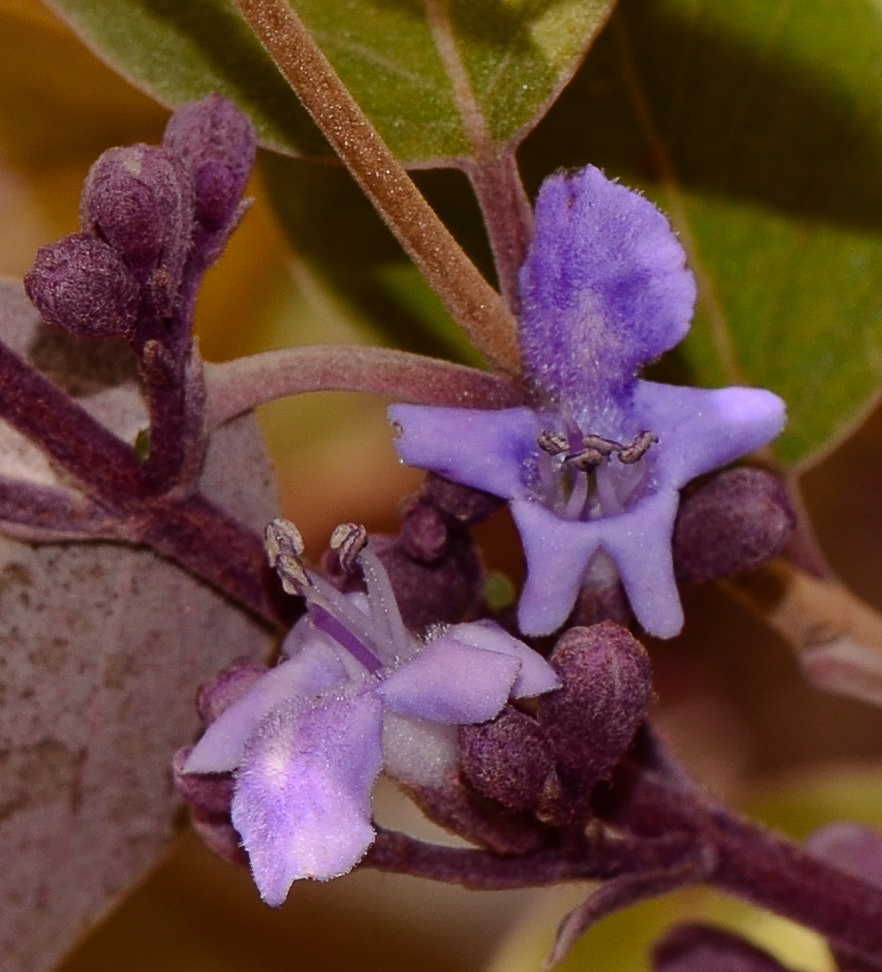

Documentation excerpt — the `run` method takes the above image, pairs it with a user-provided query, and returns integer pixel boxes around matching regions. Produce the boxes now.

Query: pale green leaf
[45,0,616,164]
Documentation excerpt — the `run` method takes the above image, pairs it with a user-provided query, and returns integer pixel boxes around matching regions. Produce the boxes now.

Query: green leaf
[260,153,488,363]
[520,0,882,469]
[45,0,616,164]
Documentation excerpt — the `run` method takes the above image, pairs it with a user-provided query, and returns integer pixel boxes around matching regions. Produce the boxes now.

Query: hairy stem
[462,152,534,314]
[725,558,882,707]
[0,337,284,624]
[138,493,287,625]
[203,345,525,432]
[610,767,882,967]
[0,477,119,541]
[231,0,521,375]
[363,826,698,889]
[0,338,151,501]
[421,0,534,309]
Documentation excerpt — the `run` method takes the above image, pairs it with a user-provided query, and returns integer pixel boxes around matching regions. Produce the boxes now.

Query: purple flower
[390,167,785,638]
[180,522,559,905]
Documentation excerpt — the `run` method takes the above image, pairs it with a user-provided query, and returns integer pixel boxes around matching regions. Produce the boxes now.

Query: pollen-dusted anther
[538,430,570,456]
[264,518,308,594]
[618,431,658,464]
[330,522,368,573]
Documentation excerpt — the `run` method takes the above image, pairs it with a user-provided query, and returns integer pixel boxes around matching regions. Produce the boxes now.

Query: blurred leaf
[260,153,487,362]
[45,0,616,164]
[0,5,166,169]
[521,0,882,469]
[0,281,278,972]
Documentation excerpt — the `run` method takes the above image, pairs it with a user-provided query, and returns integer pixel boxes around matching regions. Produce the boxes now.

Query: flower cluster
[391,166,786,638]
[177,521,559,905]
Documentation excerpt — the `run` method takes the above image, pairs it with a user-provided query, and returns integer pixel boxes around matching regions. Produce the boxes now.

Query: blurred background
[3,1,882,969]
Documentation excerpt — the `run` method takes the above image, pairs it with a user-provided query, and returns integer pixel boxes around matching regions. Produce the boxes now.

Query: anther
[567,434,621,471]
[618,431,658,464]
[329,522,368,573]
[537,430,569,456]
[264,518,308,594]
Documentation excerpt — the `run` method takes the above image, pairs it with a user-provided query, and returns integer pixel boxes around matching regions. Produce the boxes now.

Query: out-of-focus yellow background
[4,2,882,970]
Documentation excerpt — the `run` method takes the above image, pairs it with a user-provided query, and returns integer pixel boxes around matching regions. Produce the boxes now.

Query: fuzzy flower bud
[80,143,193,314]
[538,621,652,794]
[24,232,140,338]
[163,93,257,232]
[459,707,557,811]
[673,467,795,583]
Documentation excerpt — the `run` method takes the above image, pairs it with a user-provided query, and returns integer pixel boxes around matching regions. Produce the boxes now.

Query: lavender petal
[232,691,384,903]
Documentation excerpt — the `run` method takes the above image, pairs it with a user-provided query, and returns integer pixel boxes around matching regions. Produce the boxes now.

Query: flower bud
[673,467,795,584]
[80,143,193,314]
[537,622,652,793]
[460,707,557,811]
[24,232,140,338]
[652,923,795,972]
[163,94,256,232]
[196,656,268,726]
[172,747,234,814]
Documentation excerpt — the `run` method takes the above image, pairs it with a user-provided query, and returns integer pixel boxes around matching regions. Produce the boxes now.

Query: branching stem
[203,345,525,432]
[231,0,522,375]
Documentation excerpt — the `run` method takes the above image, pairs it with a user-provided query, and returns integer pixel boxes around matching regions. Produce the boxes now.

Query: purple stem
[0,338,151,500]
[462,152,534,315]
[136,492,288,624]
[0,336,285,624]
[608,766,882,967]
[0,477,119,539]
[364,826,698,889]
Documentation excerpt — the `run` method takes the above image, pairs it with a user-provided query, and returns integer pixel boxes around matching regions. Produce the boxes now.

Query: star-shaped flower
[179,522,559,905]
[390,166,785,639]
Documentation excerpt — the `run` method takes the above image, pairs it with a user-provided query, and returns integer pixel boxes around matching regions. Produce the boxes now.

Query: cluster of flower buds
[24,95,255,352]
[459,621,651,818]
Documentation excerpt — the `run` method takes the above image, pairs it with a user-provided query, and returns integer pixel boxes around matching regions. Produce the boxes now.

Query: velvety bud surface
[172,747,234,815]
[538,621,652,792]
[460,707,556,811]
[24,232,140,338]
[163,93,257,232]
[196,656,269,726]
[80,144,193,311]
[673,467,795,583]
[653,923,797,972]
